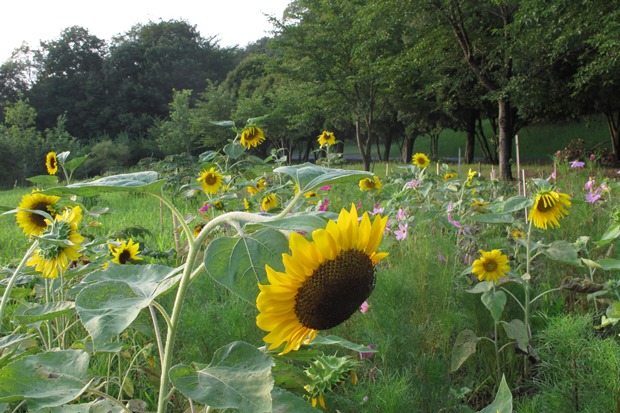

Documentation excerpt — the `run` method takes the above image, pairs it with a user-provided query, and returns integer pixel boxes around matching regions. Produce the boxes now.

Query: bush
[82,139,131,177]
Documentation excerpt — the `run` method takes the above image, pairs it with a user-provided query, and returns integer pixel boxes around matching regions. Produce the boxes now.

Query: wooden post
[515,134,521,195]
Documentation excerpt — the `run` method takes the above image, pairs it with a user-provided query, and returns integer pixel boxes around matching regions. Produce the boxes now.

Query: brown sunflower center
[31,202,52,228]
[294,249,375,330]
[49,157,56,169]
[536,195,555,212]
[483,260,498,272]
[118,249,131,264]
[204,174,218,185]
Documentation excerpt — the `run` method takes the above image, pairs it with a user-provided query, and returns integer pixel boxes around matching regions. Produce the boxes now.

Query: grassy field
[1,128,620,412]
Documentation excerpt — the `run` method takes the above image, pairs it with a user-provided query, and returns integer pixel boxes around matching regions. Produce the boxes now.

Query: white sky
[0,0,291,62]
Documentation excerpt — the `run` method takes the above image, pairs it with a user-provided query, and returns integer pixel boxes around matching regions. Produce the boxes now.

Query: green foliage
[82,139,131,176]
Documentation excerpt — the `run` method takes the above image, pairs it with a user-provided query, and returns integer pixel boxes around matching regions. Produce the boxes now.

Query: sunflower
[197,167,223,194]
[26,206,84,279]
[240,126,265,149]
[247,178,266,195]
[256,204,389,354]
[304,191,318,199]
[46,152,58,175]
[261,194,278,211]
[358,176,382,192]
[243,198,252,212]
[193,224,205,238]
[16,192,61,237]
[109,239,143,265]
[444,172,458,181]
[317,131,336,146]
[528,190,571,230]
[471,249,510,282]
[412,153,431,168]
[213,200,224,210]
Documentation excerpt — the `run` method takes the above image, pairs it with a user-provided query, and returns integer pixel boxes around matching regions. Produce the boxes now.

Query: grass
[2,152,620,412]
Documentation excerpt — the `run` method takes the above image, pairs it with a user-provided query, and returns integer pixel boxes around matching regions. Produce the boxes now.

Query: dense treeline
[0,0,618,186]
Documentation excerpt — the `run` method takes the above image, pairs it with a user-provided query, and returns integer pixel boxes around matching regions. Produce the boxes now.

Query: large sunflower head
[471,249,510,282]
[197,167,223,194]
[16,192,61,237]
[317,131,336,146]
[358,176,382,192]
[26,206,84,279]
[46,152,58,175]
[412,153,431,168]
[256,204,389,354]
[528,189,571,230]
[240,126,265,149]
[109,238,143,265]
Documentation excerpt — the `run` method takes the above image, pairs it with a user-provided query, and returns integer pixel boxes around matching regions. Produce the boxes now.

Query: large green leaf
[478,374,512,413]
[273,163,372,192]
[170,341,275,413]
[26,175,59,186]
[13,301,75,325]
[309,335,377,353]
[594,258,620,271]
[541,240,581,265]
[451,329,480,372]
[0,350,90,410]
[40,399,124,413]
[500,319,529,352]
[75,264,182,346]
[244,213,328,234]
[41,171,165,197]
[205,229,288,305]
[481,290,507,322]
[470,213,514,224]
[596,224,620,247]
[497,195,532,213]
[64,154,89,175]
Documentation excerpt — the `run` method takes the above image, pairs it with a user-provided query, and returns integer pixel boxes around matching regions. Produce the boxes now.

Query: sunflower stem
[523,219,534,378]
[0,241,38,328]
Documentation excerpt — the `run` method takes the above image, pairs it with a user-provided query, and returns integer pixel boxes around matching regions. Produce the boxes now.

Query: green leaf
[273,163,372,193]
[470,213,514,224]
[309,335,376,353]
[64,155,89,174]
[244,213,328,234]
[0,350,90,410]
[0,334,36,352]
[40,399,125,413]
[224,142,246,160]
[477,374,512,413]
[41,172,165,197]
[13,301,75,325]
[594,258,620,271]
[272,387,319,412]
[75,264,182,346]
[542,240,581,265]
[481,290,507,322]
[451,329,480,372]
[498,195,532,213]
[211,120,235,127]
[500,319,529,352]
[596,224,620,246]
[170,341,275,413]
[205,229,288,305]
[26,175,59,186]
[466,281,494,294]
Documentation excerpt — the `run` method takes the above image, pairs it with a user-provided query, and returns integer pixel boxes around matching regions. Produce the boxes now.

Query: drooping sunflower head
[261,194,278,211]
[197,167,223,194]
[16,192,61,237]
[304,191,318,199]
[528,189,571,230]
[471,249,510,282]
[213,200,224,210]
[256,204,389,354]
[444,172,458,181]
[26,206,84,279]
[358,176,382,192]
[110,238,143,265]
[193,224,205,238]
[412,152,431,168]
[243,198,252,212]
[317,131,336,146]
[46,152,58,175]
[240,126,265,149]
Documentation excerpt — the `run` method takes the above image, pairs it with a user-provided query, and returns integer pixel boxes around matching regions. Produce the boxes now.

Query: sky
[0,0,292,62]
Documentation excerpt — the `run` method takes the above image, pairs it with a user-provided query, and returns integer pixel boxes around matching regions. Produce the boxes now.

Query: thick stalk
[523,220,533,377]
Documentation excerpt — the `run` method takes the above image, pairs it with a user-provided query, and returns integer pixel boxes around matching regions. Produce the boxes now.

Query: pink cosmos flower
[584,178,595,191]
[359,344,377,359]
[570,160,585,168]
[319,185,331,191]
[404,179,420,189]
[371,206,385,215]
[589,154,596,162]
[199,204,210,213]
[586,190,602,203]
[397,207,407,221]
[318,198,329,211]
[360,301,369,314]
[394,223,408,241]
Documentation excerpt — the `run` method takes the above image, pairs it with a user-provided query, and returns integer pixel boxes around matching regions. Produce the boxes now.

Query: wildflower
[471,249,510,282]
[26,206,84,279]
[46,152,58,175]
[16,192,60,237]
[585,191,602,204]
[197,167,223,194]
[589,154,596,162]
[319,185,331,191]
[256,204,388,354]
[198,204,210,214]
[261,194,278,211]
[528,190,571,229]
[412,153,431,168]
[360,301,369,314]
[358,176,382,192]
[359,344,377,359]
[317,130,336,146]
[318,199,329,212]
[240,126,265,149]
[570,160,585,168]
[404,179,420,189]
[109,239,143,265]
[584,177,595,191]
[394,223,408,241]
[370,205,384,215]
[396,208,407,221]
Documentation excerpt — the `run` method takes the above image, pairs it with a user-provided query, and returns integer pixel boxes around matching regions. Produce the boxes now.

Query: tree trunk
[402,135,416,163]
[498,99,513,180]
[355,119,371,171]
[465,110,476,163]
[605,110,620,160]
